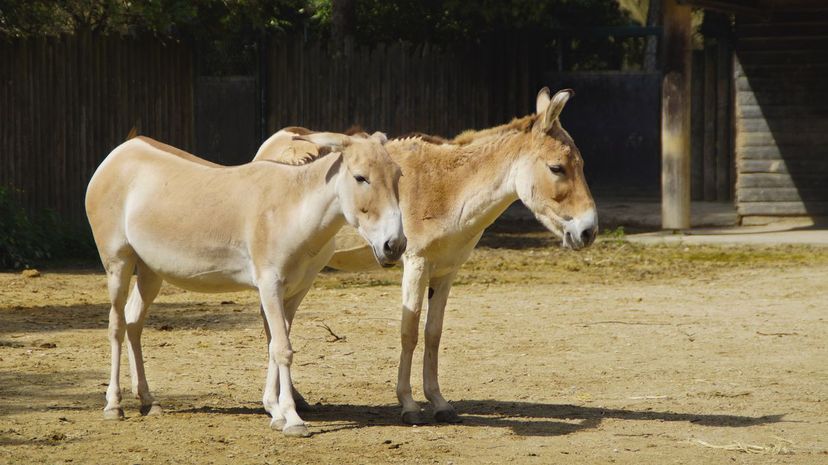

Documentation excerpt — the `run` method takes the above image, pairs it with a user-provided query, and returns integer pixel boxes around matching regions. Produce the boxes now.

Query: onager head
[320,132,406,266]
[513,88,597,250]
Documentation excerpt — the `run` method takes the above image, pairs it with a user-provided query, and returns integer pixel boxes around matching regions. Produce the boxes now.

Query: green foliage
[0,186,95,270]
[600,226,626,240]
[1,0,640,71]
[308,0,635,45]
[0,0,306,37]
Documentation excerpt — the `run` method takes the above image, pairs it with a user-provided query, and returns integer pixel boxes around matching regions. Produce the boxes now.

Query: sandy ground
[1,236,827,464]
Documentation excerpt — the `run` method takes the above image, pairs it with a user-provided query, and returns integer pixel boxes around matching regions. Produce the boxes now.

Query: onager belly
[129,235,256,293]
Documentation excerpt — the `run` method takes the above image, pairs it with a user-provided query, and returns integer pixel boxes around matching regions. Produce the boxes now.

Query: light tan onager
[254,88,598,424]
[85,133,405,437]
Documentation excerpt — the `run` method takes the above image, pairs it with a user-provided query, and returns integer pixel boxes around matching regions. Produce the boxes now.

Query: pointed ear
[535,87,552,115]
[325,152,344,183]
[370,131,388,145]
[297,132,350,150]
[538,89,574,133]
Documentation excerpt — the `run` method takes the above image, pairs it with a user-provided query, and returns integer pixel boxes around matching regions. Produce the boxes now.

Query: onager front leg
[396,256,429,425]
[424,271,461,423]
[259,279,309,437]
[261,288,312,416]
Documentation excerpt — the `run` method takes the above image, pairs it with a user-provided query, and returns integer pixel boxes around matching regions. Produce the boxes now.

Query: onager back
[85,134,404,437]
[255,88,597,424]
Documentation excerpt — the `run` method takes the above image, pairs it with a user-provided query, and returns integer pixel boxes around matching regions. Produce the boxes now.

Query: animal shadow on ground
[175,400,785,437]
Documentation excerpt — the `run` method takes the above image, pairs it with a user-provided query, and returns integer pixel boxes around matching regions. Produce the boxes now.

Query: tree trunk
[332,0,356,53]
[644,0,662,71]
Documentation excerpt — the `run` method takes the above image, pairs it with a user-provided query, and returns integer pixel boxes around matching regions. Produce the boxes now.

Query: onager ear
[370,131,388,145]
[325,152,344,183]
[537,88,574,133]
[535,87,552,115]
[299,132,351,150]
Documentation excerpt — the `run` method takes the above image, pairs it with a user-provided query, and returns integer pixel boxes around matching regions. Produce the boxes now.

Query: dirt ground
[2,234,827,464]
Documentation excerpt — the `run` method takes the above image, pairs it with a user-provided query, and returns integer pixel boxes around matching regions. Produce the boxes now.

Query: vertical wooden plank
[703,42,717,201]
[691,50,704,200]
[661,0,692,229]
[716,35,732,201]
[56,36,68,219]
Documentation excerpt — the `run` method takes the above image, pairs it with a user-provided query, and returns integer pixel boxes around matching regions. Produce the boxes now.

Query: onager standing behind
[255,88,597,424]
[85,133,405,437]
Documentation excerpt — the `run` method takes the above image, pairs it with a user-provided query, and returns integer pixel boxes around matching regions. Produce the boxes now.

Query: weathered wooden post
[661,0,692,229]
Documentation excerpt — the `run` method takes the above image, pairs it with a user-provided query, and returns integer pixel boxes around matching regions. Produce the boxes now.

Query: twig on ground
[692,439,793,455]
[576,320,671,327]
[756,331,799,337]
[318,322,346,342]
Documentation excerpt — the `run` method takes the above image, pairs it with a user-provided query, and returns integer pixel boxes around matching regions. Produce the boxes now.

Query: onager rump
[255,88,597,425]
[86,134,404,437]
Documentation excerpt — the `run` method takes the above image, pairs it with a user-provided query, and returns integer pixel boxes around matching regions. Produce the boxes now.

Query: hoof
[401,410,427,425]
[270,418,286,431]
[103,407,124,421]
[140,402,163,416]
[434,409,462,424]
[282,424,311,438]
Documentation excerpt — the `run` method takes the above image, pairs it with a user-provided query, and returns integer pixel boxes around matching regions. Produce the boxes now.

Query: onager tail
[126,126,139,140]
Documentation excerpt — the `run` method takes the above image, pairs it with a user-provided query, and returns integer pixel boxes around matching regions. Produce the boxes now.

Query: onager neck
[448,134,524,237]
[283,155,348,257]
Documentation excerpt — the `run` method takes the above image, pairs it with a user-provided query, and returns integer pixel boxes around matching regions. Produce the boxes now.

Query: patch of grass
[0,186,96,270]
[306,234,828,290]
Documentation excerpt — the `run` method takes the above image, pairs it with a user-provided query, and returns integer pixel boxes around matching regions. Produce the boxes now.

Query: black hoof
[401,410,427,425]
[434,409,462,424]
[140,402,162,416]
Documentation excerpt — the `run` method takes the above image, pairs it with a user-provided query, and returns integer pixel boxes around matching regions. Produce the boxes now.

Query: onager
[85,133,405,437]
[255,88,597,424]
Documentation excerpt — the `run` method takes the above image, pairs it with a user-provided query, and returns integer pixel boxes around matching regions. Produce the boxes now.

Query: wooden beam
[703,42,717,201]
[661,0,693,229]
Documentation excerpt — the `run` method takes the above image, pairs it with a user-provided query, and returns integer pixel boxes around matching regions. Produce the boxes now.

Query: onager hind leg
[424,271,461,423]
[125,262,163,416]
[102,252,137,420]
[396,256,429,425]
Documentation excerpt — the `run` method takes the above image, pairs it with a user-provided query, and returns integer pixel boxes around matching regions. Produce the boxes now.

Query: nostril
[581,227,595,246]
[383,240,393,255]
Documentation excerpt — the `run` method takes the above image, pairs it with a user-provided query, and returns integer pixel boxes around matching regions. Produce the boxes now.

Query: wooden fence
[0,33,194,225]
[265,36,550,138]
[1,32,668,227]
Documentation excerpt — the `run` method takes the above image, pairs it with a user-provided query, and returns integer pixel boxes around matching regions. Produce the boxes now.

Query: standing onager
[255,88,597,424]
[85,134,405,437]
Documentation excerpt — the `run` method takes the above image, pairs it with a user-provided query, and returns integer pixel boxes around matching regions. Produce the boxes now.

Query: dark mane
[392,132,451,145]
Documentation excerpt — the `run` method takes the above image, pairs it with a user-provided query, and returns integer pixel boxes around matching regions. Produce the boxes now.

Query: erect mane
[387,114,538,149]
[391,132,451,145]
[451,114,537,145]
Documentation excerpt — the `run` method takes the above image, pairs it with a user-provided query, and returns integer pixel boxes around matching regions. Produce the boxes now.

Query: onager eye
[549,165,565,176]
[354,175,369,184]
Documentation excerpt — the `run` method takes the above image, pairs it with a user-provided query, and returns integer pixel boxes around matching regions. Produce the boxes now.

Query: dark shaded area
[175,400,784,437]
[0,302,261,336]
[544,73,662,198]
[0,362,783,439]
[195,76,261,166]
